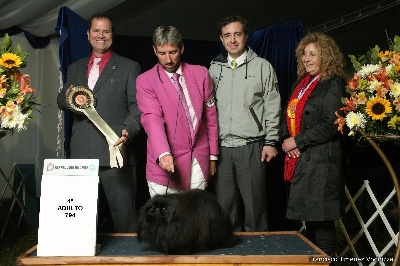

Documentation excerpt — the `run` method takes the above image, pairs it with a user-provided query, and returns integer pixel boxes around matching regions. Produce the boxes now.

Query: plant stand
[338,129,399,266]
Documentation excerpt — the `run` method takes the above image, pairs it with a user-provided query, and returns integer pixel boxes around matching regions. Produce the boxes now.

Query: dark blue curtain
[55,6,91,157]
[248,21,303,104]
[56,6,91,84]
[247,21,303,230]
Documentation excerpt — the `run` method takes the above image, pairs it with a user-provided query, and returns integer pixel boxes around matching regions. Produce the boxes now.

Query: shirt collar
[228,50,247,67]
[89,50,112,65]
[165,64,183,79]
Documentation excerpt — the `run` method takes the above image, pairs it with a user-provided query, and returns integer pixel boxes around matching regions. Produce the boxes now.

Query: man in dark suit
[57,13,141,232]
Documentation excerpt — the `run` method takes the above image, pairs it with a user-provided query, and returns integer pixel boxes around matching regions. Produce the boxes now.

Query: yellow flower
[365,98,392,120]
[0,52,22,69]
[0,88,6,98]
[378,50,392,62]
[388,115,400,130]
[0,33,39,135]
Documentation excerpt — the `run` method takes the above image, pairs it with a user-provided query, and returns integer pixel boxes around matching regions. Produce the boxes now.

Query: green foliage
[348,35,400,71]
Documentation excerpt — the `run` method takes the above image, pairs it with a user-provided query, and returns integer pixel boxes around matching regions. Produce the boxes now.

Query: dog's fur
[137,189,236,254]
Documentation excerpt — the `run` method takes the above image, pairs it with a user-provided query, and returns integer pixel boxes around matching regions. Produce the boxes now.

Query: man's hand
[113,129,129,147]
[261,146,278,162]
[209,160,217,177]
[159,154,175,173]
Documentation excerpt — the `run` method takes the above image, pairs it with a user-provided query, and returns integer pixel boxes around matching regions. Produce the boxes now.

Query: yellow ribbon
[287,98,299,136]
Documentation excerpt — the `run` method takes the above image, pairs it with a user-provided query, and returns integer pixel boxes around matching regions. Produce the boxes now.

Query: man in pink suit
[136,26,218,197]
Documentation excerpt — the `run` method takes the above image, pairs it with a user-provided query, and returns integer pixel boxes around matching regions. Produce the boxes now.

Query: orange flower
[371,68,391,89]
[0,106,7,118]
[340,96,356,112]
[0,74,7,87]
[390,52,400,66]
[347,73,360,91]
[0,100,16,117]
[19,74,36,94]
[375,85,389,98]
[334,111,346,134]
[356,92,367,104]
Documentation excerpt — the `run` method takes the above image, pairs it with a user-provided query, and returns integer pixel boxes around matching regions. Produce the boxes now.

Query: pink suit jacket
[136,62,218,190]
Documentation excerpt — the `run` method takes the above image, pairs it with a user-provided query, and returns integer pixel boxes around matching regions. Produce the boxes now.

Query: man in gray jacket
[209,15,281,232]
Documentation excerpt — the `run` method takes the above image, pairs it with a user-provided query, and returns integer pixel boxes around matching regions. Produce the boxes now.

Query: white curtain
[0,33,61,197]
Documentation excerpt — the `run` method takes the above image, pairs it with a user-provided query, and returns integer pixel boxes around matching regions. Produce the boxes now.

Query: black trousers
[212,142,268,232]
[305,220,337,256]
[98,166,137,233]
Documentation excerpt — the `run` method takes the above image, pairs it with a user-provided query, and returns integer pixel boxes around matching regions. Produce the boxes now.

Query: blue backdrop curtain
[55,6,91,158]
[248,20,303,104]
[56,7,303,229]
[247,21,303,230]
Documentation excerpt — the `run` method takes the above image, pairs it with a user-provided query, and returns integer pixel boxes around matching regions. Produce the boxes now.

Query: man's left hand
[114,129,129,147]
[209,160,217,177]
[261,146,278,162]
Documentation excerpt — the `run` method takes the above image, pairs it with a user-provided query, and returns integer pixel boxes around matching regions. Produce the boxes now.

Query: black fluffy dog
[137,189,237,254]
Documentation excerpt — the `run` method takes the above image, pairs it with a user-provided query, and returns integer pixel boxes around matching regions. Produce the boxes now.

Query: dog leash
[165,172,172,194]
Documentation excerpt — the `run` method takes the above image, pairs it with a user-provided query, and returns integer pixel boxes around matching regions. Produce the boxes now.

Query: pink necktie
[88,58,101,90]
[172,73,194,139]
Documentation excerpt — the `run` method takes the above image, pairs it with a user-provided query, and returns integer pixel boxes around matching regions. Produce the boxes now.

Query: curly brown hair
[296,32,346,82]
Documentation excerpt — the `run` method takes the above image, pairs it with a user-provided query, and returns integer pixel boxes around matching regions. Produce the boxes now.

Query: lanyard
[298,75,319,99]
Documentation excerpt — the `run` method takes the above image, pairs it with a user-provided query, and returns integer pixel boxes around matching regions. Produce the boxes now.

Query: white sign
[37,159,99,256]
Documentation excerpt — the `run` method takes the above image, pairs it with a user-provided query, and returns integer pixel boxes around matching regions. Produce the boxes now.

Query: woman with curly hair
[279,32,347,256]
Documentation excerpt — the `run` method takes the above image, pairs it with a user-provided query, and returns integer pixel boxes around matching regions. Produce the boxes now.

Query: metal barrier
[0,164,26,237]
[338,181,398,266]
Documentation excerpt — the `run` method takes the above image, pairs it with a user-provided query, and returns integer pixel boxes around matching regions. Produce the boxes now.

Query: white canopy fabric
[0,0,125,37]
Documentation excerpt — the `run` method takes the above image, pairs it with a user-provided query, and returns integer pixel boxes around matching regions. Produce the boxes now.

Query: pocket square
[111,78,120,84]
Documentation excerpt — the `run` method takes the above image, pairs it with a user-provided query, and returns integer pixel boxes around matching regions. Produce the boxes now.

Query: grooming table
[17,231,330,265]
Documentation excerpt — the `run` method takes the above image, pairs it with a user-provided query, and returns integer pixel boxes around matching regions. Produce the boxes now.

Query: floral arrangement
[335,35,400,140]
[0,33,39,137]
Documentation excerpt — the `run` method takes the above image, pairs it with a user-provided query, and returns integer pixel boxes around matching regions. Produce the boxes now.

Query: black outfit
[279,75,346,255]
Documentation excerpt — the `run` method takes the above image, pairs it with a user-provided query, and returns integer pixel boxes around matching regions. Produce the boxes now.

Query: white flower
[385,64,394,74]
[368,79,383,93]
[390,82,400,98]
[0,106,28,132]
[14,112,28,131]
[346,111,367,130]
[358,64,381,77]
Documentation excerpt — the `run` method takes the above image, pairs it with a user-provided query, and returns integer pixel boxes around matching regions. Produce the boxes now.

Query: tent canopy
[1,0,399,63]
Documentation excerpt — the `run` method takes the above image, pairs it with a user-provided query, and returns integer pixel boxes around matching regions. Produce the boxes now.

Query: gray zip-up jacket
[209,47,281,147]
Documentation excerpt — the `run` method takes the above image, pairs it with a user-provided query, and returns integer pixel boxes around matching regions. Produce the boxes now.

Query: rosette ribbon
[66,86,125,168]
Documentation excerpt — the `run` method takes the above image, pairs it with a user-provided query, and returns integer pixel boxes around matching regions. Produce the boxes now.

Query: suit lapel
[76,58,89,87]
[93,53,118,93]
[157,64,180,108]
[181,64,201,130]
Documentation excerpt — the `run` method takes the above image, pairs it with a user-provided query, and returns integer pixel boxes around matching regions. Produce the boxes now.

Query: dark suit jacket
[57,52,142,167]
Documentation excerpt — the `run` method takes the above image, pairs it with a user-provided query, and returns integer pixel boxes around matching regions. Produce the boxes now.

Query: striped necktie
[172,73,194,139]
[88,58,101,90]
